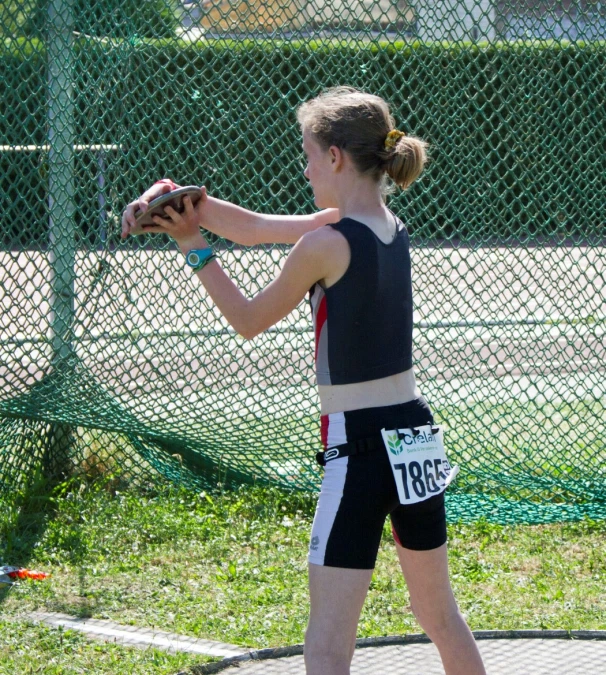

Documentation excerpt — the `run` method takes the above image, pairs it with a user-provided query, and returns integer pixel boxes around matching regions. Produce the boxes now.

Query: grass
[0,479,605,674]
[0,620,209,675]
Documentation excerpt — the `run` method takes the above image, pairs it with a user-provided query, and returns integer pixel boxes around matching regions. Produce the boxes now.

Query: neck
[334,177,385,221]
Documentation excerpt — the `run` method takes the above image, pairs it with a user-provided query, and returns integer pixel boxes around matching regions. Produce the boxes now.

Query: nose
[303,164,309,180]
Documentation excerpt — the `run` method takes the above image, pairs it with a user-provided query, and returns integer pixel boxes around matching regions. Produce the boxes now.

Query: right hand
[121,181,182,239]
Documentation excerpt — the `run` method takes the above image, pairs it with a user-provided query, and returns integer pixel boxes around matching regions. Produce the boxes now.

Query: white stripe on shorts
[326,411,346,448]
[308,456,349,566]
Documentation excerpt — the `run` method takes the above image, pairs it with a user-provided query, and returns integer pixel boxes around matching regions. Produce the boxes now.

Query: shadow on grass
[0,419,83,608]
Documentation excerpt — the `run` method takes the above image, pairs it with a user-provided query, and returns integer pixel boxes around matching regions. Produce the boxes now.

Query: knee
[304,629,354,674]
[411,598,462,639]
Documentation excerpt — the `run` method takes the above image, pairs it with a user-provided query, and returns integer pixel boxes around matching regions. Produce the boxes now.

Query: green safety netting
[1,0,605,523]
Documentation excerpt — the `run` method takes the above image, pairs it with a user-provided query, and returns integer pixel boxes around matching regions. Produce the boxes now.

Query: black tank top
[308,215,413,386]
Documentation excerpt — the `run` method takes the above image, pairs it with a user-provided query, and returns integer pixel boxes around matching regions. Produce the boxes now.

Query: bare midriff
[318,368,421,416]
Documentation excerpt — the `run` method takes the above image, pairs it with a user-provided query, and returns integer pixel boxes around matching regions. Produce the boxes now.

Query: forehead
[302,128,318,152]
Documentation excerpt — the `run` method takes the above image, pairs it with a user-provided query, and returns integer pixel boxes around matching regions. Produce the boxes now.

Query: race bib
[381,425,459,505]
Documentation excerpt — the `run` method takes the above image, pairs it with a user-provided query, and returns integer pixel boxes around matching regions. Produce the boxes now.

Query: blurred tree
[18,0,179,39]
[0,1,38,37]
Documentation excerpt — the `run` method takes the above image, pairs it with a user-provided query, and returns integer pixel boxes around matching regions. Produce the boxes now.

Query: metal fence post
[46,0,75,477]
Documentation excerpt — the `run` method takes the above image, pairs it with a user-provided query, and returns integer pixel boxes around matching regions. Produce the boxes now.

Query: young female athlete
[122,87,486,675]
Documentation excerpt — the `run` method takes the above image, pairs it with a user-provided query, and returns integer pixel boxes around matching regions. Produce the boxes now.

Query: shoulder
[295,222,350,256]
[288,224,350,287]
[391,213,409,237]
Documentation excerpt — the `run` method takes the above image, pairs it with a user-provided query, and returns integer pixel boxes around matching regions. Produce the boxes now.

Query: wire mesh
[0,1,605,522]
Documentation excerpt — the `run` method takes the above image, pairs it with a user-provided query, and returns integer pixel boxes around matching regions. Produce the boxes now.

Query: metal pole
[46,0,75,478]
[48,0,75,367]
[97,149,107,247]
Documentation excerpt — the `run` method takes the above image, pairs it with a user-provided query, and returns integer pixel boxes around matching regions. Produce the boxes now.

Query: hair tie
[384,129,406,150]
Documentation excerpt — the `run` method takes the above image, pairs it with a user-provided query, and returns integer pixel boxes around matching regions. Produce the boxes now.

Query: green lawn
[0,620,209,675]
[0,480,604,674]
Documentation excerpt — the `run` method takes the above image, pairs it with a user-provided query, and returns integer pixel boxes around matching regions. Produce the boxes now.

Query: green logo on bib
[387,433,403,456]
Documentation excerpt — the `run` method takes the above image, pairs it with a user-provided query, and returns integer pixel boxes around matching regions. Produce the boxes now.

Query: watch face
[187,251,200,266]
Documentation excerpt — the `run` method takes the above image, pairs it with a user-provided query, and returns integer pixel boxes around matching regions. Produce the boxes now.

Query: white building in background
[414,0,496,42]
[298,0,415,32]
[182,0,495,40]
[499,0,606,41]
[181,0,605,41]
[184,0,415,36]
[300,0,497,40]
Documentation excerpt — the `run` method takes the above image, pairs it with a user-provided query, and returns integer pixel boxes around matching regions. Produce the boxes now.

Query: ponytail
[297,87,429,191]
[382,134,428,190]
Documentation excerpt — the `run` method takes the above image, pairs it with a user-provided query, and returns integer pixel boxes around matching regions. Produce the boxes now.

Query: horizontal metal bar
[0,144,123,152]
[1,317,602,348]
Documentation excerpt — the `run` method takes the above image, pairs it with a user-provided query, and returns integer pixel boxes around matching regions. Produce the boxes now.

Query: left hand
[148,195,209,250]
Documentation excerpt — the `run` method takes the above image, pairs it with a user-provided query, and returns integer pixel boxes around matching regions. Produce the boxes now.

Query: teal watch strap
[185,248,215,271]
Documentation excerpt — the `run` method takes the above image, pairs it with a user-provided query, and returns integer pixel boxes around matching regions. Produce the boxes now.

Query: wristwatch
[185,248,215,271]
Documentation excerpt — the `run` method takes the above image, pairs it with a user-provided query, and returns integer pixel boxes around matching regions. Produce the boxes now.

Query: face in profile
[302,129,339,209]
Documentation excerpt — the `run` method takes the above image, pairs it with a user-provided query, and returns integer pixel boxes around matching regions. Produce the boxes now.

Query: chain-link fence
[1,0,604,523]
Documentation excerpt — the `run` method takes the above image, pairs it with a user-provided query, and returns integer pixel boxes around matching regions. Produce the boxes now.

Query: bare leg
[304,563,373,675]
[397,542,486,675]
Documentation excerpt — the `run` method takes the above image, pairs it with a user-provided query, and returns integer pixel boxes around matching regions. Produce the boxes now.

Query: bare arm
[121,180,339,246]
[145,196,335,339]
[185,228,332,338]
[200,195,338,246]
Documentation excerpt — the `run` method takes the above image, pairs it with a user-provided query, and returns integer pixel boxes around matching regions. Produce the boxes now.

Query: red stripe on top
[314,295,327,362]
[320,415,329,449]
[391,523,402,546]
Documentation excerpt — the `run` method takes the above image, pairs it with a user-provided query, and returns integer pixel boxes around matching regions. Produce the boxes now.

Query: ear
[328,145,344,172]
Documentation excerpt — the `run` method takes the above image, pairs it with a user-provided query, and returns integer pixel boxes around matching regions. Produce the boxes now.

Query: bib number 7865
[381,425,458,505]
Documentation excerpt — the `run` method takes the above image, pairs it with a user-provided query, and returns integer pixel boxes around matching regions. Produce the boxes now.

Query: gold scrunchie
[384,129,406,150]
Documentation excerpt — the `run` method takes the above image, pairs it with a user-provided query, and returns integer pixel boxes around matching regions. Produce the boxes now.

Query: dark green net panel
[1,0,604,523]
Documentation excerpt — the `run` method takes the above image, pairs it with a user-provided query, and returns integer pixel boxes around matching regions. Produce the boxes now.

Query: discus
[131,186,203,234]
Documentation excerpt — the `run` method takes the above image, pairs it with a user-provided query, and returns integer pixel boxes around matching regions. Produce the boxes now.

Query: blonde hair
[296,86,428,191]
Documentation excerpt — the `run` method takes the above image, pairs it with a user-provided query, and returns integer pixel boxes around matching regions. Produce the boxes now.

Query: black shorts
[308,398,447,570]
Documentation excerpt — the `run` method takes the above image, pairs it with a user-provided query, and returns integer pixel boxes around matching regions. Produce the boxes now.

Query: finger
[122,204,138,237]
[127,197,151,226]
[140,225,167,234]
[183,195,193,216]
[123,204,134,228]
[194,188,207,213]
[126,201,143,228]
[152,214,173,227]
[141,184,170,203]
[163,205,180,221]
[121,211,129,238]
[156,183,174,195]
